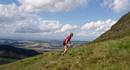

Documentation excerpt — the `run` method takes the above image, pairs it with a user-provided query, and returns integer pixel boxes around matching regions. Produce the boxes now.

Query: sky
[0,0,129,41]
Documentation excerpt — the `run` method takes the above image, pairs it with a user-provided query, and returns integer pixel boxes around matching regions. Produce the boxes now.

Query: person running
[63,32,73,54]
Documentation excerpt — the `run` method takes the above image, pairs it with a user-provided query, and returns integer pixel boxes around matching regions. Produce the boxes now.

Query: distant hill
[0,45,40,65]
[95,12,130,42]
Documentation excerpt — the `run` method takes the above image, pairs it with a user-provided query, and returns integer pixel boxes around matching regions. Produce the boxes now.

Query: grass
[0,57,17,62]
[0,36,130,70]
[0,57,17,65]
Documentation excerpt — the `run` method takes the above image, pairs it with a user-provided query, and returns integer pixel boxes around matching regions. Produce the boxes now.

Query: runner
[63,32,73,54]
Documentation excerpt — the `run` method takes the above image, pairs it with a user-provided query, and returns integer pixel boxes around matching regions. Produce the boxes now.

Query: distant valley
[0,39,87,52]
[0,39,87,65]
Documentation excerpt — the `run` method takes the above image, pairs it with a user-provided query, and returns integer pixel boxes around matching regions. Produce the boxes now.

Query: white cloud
[60,24,78,32]
[39,20,62,32]
[0,3,20,17]
[102,0,130,13]
[0,2,117,40]
[81,19,116,31]
[0,4,78,35]
[78,19,117,40]
[19,0,88,12]
[0,3,116,40]
[113,0,130,13]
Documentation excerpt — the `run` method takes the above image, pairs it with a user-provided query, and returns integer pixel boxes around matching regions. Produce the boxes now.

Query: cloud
[102,0,130,13]
[0,3,20,17]
[81,19,116,31]
[113,0,130,13]
[19,0,88,12]
[0,4,78,34]
[39,20,62,32]
[0,3,40,33]
[0,2,117,40]
[60,24,78,32]
[77,19,117,40]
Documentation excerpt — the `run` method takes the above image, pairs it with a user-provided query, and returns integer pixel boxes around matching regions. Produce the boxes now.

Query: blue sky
[37,0,121,24]
[0,0,129,41]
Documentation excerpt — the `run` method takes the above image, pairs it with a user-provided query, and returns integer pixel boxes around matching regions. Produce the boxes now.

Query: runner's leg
[64,45,68,54]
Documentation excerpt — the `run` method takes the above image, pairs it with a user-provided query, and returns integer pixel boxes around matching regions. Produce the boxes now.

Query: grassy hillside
[0,36,130,70]
[0,11,130,70]
[0,45,40,65]
[95,12,130,42]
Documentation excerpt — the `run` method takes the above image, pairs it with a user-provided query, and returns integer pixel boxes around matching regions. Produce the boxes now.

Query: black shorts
[63,42,66,46]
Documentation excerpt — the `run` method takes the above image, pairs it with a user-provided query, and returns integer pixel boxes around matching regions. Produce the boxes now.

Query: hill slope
[95,12,130,42]
[0,36,130,70]
[0,12,130,70]
[0,45,40,65]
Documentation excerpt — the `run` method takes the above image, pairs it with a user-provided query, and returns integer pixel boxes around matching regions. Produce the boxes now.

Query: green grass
[0,36,130,70]
[0,57,17,65]
[0,57,17,62]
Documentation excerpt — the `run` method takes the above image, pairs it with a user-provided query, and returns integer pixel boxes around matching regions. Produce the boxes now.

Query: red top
[63,34,73,45]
